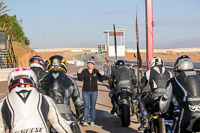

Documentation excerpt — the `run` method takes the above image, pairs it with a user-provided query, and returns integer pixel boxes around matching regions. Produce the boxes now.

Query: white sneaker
[90,122,95,126]
[83,122,89,126]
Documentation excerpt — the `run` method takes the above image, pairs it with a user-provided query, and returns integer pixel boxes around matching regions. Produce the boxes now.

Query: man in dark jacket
[77,58,105,126]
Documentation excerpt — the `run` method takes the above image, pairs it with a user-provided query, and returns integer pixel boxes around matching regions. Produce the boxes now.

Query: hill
[12,41,36,67]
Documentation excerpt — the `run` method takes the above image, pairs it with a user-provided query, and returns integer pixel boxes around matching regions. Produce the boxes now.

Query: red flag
[136,11,142,68]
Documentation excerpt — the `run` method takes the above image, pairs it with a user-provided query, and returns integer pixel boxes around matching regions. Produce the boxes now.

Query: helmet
[149,57,164,68]
[115,60,125,68]
[87,58,95,65]
[47,55,68,72]
[174,55,194,72]
[29,55,45,70]
[44,60,48,70]
[8,68,37,92]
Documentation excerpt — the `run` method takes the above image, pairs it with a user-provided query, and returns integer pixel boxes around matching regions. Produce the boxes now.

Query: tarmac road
[68,72,141,133]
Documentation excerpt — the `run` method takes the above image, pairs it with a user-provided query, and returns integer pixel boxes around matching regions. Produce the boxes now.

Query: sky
[5,0,200,49]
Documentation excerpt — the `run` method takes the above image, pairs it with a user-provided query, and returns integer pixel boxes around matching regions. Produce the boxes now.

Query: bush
[0,14,30,45]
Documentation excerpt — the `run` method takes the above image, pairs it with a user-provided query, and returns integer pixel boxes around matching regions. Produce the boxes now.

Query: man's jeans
[82,91,98,123]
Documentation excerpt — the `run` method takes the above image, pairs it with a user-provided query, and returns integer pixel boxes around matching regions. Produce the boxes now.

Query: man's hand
[98,70,104,75]
[77,67,84,73]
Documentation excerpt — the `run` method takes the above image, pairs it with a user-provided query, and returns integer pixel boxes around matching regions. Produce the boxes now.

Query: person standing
[77,58,105,126]
[103,59,111,77]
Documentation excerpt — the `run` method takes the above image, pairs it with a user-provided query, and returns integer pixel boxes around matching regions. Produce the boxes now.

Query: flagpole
[113,24,117,61]
[136,9,142,92]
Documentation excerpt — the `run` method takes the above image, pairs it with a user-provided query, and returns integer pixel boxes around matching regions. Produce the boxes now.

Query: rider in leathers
[39,55,84,133]
[138,57,172,131]
[0,68,72,133]
[160,55,200,133]
[29,55,47,84]
[108,60,137,114]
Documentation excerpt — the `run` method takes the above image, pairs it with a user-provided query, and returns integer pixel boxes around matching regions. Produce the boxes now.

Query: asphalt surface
[70,73,141,133]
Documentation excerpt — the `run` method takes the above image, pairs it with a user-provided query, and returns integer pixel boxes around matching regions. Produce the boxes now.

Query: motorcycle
[162,104,179,133]
[164,104,200,133]
[115,87,134,127]
[142,93,166,133]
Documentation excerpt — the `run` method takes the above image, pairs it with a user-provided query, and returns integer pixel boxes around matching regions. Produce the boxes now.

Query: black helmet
[47,55,68,73]
[115,60,125,68]
[29,55,45,70]
[174,55,194,72]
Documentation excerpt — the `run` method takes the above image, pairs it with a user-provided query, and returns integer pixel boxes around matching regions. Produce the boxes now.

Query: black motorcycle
[115,87,134,127]
[143,93,165,133]
[164,104,200,133]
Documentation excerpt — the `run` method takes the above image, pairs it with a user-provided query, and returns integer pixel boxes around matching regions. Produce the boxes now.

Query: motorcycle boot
[138,113,149,131]
[110,96,117,114]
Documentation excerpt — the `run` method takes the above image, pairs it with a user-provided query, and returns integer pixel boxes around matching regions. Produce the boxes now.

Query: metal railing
[0,31,17,68]
[6,39,17,68]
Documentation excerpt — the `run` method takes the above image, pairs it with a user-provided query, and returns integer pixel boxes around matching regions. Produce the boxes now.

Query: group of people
[0,55,106,133]
[0,55,76,133]
[108,55,200,133]
[0,53,199,133]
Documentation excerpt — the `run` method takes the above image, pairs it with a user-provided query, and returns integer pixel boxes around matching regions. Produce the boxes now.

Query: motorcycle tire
[120,104,130,127]
[144,130,151,133]
[144,118,158,133]
[145,117,166,133]
[158,117,166,133]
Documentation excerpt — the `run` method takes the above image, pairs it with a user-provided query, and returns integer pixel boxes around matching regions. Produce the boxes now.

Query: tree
[0,1,30,45]
[0,1,10,16]
[0,14,30,45]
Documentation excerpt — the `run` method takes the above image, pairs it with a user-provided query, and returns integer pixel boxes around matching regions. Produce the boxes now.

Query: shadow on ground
[93,109,139,133]
[85,130,98,133]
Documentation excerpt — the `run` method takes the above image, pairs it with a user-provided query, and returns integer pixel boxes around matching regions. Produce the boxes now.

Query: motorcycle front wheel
[144,117,165,133]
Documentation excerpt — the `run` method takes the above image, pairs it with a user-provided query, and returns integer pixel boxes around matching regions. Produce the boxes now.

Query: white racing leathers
[0,87,72,133]
[160,71,200,133]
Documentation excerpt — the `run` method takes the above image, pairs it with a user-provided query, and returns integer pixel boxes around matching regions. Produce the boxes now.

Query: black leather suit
[39,70,84,133]
[31,67,48,94]
[160,71,200,133]
[108,66,137,109]
[139,65,172,110]
[30,67,47,85]
[109,66,137,94]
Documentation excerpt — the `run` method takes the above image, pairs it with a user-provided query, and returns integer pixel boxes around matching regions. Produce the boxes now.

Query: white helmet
[174,55,194,72]
[149,57,164,68]
[8,68,37,92]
